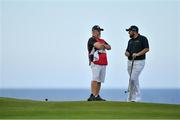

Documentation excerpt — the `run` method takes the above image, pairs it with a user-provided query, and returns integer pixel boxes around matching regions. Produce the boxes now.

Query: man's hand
[132,53,139,58]
[125,51,130,57]
[104,44,111,50]
[132,48,149,58]
[125,51,139,58]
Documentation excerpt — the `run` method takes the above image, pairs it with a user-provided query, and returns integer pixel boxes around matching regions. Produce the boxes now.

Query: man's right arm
[94,42,105,49]
[125,51,130,57]
[88,38,110,50]
[125,41,130,57]
[94,42,111,50]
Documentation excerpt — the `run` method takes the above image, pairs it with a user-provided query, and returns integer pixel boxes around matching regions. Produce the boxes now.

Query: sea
[0,89,180,105]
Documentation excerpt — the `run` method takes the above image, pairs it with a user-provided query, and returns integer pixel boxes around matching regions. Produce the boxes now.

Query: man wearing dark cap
[87,25,111,101]
[125,25,149,102]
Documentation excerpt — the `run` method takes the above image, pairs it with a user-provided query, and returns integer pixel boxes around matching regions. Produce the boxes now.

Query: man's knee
[92,80,101,85]
[92,80,98,83]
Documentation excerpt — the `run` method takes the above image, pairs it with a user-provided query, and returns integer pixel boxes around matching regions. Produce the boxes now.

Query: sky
[0,0,180,89]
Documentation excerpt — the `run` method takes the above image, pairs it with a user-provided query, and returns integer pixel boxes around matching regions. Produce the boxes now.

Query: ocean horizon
[0,88,180,105]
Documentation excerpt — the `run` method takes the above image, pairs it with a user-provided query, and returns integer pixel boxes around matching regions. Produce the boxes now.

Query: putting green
[0,97,180,119]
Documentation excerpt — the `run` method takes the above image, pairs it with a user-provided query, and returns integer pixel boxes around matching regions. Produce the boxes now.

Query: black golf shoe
[95,95,106,101]
[87,94,96,101]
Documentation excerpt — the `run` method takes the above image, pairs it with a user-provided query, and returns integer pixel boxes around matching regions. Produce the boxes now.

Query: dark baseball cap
[126,25,139,32]
[92,25,104,31]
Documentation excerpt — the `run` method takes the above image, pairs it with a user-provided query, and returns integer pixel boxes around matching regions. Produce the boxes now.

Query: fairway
[0,97,180,119]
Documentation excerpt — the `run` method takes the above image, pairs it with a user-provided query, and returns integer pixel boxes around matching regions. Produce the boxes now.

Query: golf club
[125,56,135,93]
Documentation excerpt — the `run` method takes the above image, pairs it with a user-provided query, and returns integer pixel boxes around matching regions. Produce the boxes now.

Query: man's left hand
[132,53,139,58]
[104,44,111,50]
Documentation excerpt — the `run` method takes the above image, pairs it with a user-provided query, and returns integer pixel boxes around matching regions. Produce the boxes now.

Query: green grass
[0,97,180,119]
